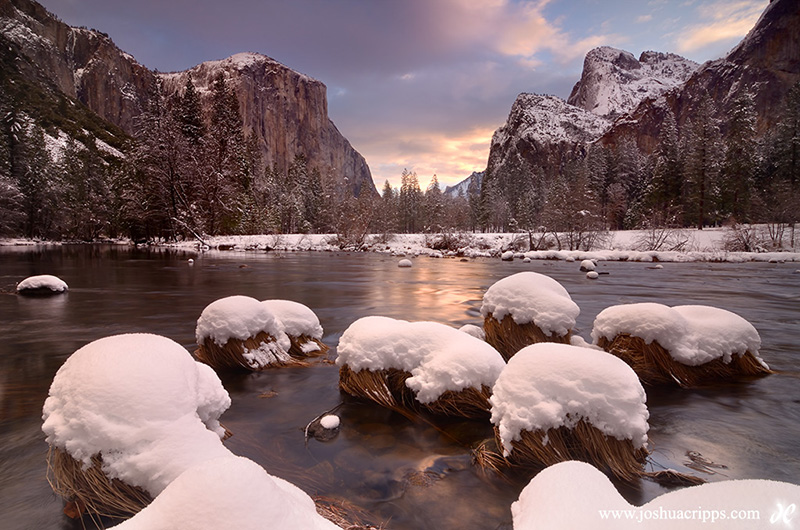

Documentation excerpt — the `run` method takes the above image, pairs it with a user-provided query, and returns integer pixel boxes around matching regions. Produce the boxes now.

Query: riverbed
[1,245,798,529]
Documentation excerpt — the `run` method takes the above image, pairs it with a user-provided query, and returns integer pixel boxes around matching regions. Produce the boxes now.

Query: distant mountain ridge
[481,0,800,230]
[0,0,375,196]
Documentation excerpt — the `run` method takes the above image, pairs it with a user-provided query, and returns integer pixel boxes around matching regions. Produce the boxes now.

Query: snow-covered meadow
[147,226,800,263]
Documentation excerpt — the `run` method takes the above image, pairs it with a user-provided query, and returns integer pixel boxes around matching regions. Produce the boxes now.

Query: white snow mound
[490,343,649,457]
[512,460,800,529]
[481,272,579,336]
[336,316,506,404]
[196,295,290,351]
[41,333,232,495]
[16,274,68,293]
[261,299,324,339]
[109,456,340,530]
[591,303,765,367]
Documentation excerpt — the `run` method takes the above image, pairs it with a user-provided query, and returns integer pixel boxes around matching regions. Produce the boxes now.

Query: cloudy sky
[38,0,768,189]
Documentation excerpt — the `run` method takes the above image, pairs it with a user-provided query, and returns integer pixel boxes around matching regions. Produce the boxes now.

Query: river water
[1,245,798,529]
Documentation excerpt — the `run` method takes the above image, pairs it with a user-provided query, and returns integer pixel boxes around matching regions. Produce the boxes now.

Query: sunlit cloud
[675,0,767,53]
[360,126,497,190]
[636,14,653,23]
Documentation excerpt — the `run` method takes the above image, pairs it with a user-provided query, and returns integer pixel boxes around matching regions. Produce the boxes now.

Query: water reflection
[1,246,798,529]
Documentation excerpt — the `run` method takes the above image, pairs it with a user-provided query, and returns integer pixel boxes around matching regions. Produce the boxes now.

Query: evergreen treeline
[1,68,798,247]
[473,85,800,249]
[0,72,374,241]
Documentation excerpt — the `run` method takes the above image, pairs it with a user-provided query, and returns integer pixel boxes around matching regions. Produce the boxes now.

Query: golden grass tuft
[597,334,772,387]
[195,331,307,371]
[46,446,152,520]
[484,313,571,361]
[481,420,649,483]
[338,365,492,419]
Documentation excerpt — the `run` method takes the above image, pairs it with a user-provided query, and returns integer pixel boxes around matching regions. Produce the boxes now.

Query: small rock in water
[398,258,413,268]
[579,259,596,272]
[586,271,599,280]
[16,274,68,295]
[320,414,340,430]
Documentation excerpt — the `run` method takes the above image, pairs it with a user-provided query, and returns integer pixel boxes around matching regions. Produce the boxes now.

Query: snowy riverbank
[3,227,800,263]
[172,227,800,263]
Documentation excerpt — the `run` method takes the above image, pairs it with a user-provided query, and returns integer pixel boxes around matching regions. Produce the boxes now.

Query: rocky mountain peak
[159,52,375,197]
[567,45,698,120]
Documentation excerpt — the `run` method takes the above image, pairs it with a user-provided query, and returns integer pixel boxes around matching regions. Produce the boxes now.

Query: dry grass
[597,334,772,387]
[315,496,385,529]
[473,421,648,483]
[46,446,152,520]
[195,331,307,371]
[338,365,492,419]
[484,313,571,361]
[287,335,330,358]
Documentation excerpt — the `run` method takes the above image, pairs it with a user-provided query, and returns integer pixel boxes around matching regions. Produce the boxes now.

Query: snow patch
[591,303,765,367]
[481,272,579,336]
[336,316,505,404]
[490,343,649,457]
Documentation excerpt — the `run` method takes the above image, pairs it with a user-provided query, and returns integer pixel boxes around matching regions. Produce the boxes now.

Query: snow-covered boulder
[579,259,596,272]
[592,303,771,386]
[16,274,68,295]
[195,295,293,371]
[337,316,506,417]
[488,343,649,480]
[42,334,232,513]
[481,272,580,359]
[398,258,413,268]
[261,299,328,356]
[109,456,340,530]
[512,460,800,530]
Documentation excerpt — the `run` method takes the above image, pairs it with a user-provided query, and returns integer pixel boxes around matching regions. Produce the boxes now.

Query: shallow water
[1,245,798,529]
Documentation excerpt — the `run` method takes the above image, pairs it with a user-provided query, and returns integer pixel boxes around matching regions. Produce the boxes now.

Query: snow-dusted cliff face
[160,53,375,197]
[567,46,698,119]
[444,171,483,198]
[0,0,376,197]
[486,94,609,184]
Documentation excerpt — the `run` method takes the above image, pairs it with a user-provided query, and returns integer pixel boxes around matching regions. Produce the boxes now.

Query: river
[1,245,798,529]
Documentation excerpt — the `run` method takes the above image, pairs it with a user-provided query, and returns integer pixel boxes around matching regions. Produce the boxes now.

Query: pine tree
[130,77,198,240]
[16,125,58,238]
[377,179,398,234]
[720,90,758,222]
[683,98,723,229]
[422,174,444,231]
[398,169,422,233]
[176,75,205,144]
[647,110,683,223]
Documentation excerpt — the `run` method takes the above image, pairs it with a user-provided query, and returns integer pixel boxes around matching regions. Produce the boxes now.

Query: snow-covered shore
[3,227,799,263]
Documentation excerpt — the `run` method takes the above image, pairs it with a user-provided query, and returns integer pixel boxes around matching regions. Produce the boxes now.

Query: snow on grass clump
[260,299,323,340]
[196,295,289,348]
[261,299,328,357]
[337,316,505,405]
[591,303,765,367]
[16,274,68,294]
[512,460,800,530]
[42,334,232,497]
[490,343,649,457]
[337,316,506,418]
[195,296,294,370]
[481,272,580,359]
[481,272,579,335]
[109,456,340,530]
